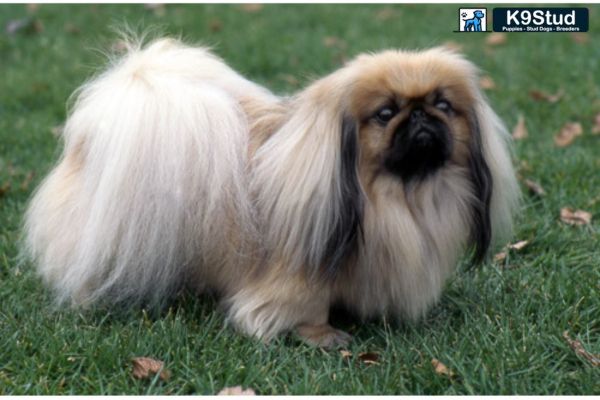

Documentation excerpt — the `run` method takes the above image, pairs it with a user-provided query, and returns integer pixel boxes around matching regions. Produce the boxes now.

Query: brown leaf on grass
[591,113,600,135]
[323,36,346,49]
[494,251,507,262]
[64,23,80,34]
[0,182,11,198]
[494,240,528,263]
[26,3,39,13]
[279,74,299,87]
[442,41,463,52]
[529,89,564,103]
[218,386,256,395]
[518,160,532,173]
[20,171,35,191]
[240,4,263,13]
[563,331,600,367]
[479,76,496,90]
[512,115,528,140]
[508,240,529,251]
[554,122,582,147]
[431,358,455,377]
[524,179,546,197]
[208,18,223,33]
[570,32,589,44]
[560,207,592,226]
[358,352,380,365]
[131,357,171,381]
[485,32,507,46]
[375,7,398,21]
[339,350,352,359]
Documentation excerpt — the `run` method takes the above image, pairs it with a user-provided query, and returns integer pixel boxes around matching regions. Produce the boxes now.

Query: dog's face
[474,10,485,18]
[333,48,494,263]
[347,49,479,184]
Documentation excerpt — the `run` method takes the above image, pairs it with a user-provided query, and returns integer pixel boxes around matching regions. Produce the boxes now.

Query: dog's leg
[296,323,352,348]
[225,262,351,348]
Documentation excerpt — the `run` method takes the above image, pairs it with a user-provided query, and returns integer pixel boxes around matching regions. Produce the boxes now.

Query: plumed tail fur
[24,39,257,307]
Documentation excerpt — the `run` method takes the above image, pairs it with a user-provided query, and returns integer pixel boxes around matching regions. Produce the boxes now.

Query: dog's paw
[297,323,352,349]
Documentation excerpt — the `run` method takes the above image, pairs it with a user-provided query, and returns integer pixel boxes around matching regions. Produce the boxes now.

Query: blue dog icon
[463,10,485,31]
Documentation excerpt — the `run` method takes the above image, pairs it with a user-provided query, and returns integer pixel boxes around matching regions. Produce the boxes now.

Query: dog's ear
[320,116,363,278]
[251,92,363,280]
[468,109,493,263]
[470,96,521,260]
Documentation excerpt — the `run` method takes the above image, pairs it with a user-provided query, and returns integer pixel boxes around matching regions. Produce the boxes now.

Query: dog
[24,38,519,347]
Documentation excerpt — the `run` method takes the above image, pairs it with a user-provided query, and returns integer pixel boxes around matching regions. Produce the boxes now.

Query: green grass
[1,3,599,395]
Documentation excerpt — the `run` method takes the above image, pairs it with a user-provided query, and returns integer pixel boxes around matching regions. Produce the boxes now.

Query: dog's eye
[374,105,398,125]
[435,100,452,112]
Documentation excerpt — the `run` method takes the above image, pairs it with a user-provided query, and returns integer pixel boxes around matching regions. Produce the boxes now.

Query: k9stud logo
[492,8,589,32]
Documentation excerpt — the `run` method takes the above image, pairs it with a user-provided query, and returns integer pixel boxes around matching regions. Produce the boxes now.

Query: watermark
[457,8,488,32]
[454,7,589,33]
[492,8,589,32]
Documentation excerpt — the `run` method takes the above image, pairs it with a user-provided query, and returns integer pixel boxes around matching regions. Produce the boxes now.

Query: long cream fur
[24,38,519,343]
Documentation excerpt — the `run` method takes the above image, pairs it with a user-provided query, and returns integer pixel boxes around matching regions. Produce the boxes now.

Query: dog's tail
[24,38,263,307]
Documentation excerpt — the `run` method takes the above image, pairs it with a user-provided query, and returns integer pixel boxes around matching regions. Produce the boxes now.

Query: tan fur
[24,40,519,347]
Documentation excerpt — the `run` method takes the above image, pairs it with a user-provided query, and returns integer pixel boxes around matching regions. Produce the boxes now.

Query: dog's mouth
[383,108,453,181]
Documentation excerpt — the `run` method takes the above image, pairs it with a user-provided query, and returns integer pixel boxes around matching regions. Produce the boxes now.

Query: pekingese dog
[24,38,519,347]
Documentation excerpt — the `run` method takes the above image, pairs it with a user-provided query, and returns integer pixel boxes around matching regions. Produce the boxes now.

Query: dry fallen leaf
[560,207,592,226]
[131,357,171,381]
[524,179,546,197]
[340,350,353,359]
[20,171,35,191]
[512,115,528,140]
[26,3,39,13]
[279,74,299,87]
[240,4,263,12]
[494,251,507,262]
[358,352,380,365]
[563,331,600,367]
[529,89,564,103]
[485,32,507,46]
[431,358,455,377]
[208,18,223,33]
[591,113,600,135]
[570,32,589,44]
[479,76,496,90]
[375,7,397,21]
[64,22,80,34]
[323,36,346,49]
[554,122,583,147]
[218,386,256,395]
[0,182,10,197]
[508,240,529,251]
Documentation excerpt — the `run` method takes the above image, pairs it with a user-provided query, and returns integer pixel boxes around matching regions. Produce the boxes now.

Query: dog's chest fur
[334,166,473,320]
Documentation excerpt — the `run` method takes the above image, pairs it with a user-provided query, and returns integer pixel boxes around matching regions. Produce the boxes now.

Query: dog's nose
[410,108,425,123]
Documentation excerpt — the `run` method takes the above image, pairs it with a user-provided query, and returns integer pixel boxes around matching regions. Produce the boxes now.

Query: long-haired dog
[24,38,519,347]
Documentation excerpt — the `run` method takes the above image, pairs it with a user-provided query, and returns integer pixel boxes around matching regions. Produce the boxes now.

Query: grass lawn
[1,3,599,395]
